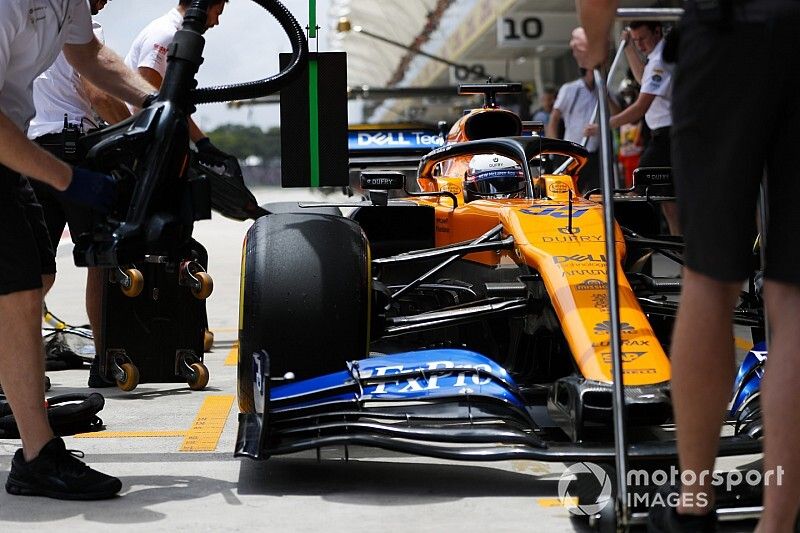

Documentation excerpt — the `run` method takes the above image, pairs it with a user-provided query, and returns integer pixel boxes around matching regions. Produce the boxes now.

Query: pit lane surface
[0,187,758,532]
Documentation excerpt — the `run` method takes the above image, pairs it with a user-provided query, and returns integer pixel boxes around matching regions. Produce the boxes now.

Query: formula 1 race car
[235,84,764,464]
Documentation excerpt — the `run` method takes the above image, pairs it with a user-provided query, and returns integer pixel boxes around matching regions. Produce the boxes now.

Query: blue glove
[61,167,116,213]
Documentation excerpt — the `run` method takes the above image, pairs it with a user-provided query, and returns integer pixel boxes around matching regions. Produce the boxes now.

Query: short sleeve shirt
[553,78,599,152]
[124,8,182,80]
[641,39,672,130]
[0,0,93,132]
[28,21,104,139]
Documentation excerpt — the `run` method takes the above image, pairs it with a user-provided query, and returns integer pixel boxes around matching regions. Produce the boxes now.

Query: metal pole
[616,7,683,21]
[595,67,630,527]
[758,179,770,345]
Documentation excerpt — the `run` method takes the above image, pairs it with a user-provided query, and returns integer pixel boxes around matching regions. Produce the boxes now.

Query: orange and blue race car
[235,83,764,467]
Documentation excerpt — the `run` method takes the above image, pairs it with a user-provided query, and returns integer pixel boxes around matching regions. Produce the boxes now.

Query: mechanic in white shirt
[584,20,678,234]
[28,1,131,390]
[0,0,154,501]
[547,67,601,193]
[125,0,234,162]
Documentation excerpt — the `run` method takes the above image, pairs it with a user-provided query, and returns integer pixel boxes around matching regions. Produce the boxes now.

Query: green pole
[309,0,317,38]
[308,0,319,187]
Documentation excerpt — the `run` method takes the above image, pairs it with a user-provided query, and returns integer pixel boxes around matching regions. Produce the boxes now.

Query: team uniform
[672,0,800,282]
[553,78,600,192]
[0,0,94,295]
[124,8,182,112]
[28,22,105,249]
[638,38,672,168]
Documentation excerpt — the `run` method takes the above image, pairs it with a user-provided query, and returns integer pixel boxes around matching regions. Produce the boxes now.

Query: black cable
[192,0,308,105]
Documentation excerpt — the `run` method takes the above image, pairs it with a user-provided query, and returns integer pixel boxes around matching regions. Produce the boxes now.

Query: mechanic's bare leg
[671,269,740,514]
[0,288,54,461]
[661,201,681,236]
[41,273,55,295]
[86,267,103,351]
[756,281,800,532]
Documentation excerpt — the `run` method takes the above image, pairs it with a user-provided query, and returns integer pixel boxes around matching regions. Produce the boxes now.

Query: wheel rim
[121,269,144,298]
[192,272,214,300]
[188,363,209,390]
[117,362,139,391]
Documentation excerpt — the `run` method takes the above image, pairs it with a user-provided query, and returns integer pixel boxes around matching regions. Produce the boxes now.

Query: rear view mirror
[360,171,405,191]
[632,167,673,188]
[522,121,544,136]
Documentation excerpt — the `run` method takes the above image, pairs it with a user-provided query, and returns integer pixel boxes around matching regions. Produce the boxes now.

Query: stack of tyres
[100,240,213,392]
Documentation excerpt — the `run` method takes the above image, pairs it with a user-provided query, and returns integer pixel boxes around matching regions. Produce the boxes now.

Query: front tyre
[237,213,370,413]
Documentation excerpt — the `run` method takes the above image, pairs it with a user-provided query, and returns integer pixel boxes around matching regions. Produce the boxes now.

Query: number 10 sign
[497,12,577,48]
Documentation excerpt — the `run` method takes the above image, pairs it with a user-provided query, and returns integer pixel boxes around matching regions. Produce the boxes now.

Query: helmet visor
[465,167,526,197]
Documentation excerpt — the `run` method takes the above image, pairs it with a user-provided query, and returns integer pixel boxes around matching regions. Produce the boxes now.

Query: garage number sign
[497,12,576,48]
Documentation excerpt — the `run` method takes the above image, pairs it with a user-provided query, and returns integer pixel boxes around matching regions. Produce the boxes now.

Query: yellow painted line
[735,337,753,351]
[180,395,234,452]
[224,343,238,366]
[74,430,187,438]
[538,497,576,507]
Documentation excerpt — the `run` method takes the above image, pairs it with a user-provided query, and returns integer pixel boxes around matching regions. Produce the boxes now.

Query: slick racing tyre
[238,213,370,413]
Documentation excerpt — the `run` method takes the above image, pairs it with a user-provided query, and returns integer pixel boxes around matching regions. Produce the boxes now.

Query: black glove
[60,167,116,213]
[195,137,242,176]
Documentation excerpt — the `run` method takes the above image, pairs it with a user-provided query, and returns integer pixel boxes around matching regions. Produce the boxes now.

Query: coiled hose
[190,0,308,105]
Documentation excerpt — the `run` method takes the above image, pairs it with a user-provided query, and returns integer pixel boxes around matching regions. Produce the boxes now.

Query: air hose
[190,0,308,105]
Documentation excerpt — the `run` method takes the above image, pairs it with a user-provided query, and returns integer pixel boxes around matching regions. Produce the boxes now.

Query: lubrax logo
[595,339,650,348]
[553,254,607,264]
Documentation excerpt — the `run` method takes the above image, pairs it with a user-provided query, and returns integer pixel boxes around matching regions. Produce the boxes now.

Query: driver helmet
[463,154,525,202]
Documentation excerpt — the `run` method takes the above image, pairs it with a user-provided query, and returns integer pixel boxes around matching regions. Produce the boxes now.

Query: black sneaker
[87,358,114,388]
[44,332,82,371]
[647,486,717,532]
[5,437,121,500]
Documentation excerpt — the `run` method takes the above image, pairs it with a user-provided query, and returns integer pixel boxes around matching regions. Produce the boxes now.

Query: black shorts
[0,165,57,295]
[672,6,800,283]
[640,127,671,168]
[30,133,94,247]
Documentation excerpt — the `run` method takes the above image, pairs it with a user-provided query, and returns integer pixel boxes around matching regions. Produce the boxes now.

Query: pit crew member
[0,0,154,500]
[125,0,237,167]
[583,20,678,235]
[574,1,800,531]
[27,0,131,388]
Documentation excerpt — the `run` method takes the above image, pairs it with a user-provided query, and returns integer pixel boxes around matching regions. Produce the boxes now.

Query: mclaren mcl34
[235,84,763,465]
